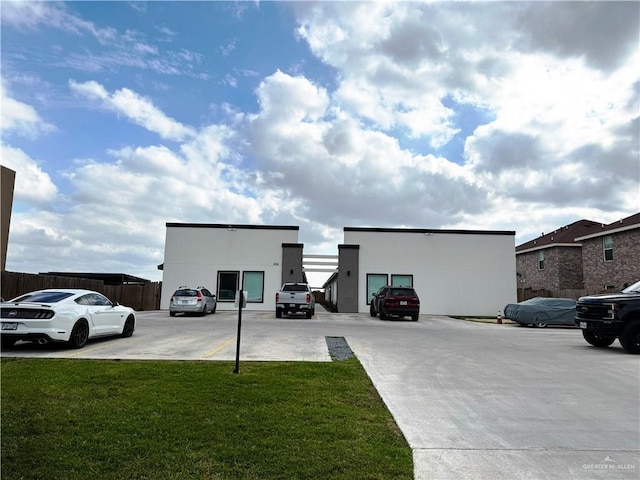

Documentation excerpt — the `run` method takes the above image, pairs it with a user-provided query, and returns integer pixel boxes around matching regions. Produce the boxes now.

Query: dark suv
[370,286,420,321]
[575,280,640,354]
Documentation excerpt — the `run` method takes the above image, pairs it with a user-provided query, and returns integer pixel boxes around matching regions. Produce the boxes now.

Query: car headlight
[604,303,618,320]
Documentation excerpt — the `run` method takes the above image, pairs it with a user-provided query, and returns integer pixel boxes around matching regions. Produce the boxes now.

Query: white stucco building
[161,223,517,317]
[326,227,517,316]
[160,223,303,311]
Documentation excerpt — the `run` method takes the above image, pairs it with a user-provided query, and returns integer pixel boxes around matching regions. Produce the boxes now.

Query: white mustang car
[0,289,135,349]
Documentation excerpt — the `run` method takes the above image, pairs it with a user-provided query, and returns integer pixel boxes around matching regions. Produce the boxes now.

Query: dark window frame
[217,271,240,302]
[603,235,614,262]
[537,250,545,270]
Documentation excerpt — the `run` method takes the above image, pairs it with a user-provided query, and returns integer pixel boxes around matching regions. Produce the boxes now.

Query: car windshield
[9,291,75,303]
[174,289,198,297]
[389,288,416,296]
[622,280,640,294]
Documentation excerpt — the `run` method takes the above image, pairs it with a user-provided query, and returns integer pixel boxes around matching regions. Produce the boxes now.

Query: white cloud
[0,80,55,139]
[69,80,196,141]
[254,70,329,122]
[0,144,57,205]
[296,2,639,217]
[0,1,117,44]
[246,71,487,230]
[2,2,638,282]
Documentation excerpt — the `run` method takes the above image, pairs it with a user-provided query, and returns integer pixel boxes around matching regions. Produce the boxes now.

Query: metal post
[233,290,243,374]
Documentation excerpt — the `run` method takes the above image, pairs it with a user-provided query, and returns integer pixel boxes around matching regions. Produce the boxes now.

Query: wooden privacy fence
[1,271,161,311]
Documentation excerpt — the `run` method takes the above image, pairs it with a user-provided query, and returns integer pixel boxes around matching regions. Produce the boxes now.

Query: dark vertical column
[281,243,304,285]
[338,244,359,313]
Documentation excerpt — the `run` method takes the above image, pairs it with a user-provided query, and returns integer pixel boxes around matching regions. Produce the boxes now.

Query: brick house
[574,212,640,292]
[515,213,640,299]
[515,220,600,296]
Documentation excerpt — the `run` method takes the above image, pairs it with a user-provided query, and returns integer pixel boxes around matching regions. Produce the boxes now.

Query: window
[603,235,613,261]
[243,271,264,303]
[367,274,387,305]
[391,274,413,287]
[538,251,545,270]
[217,271,239,302]
[13,291,73,303]
[77,293,111,306]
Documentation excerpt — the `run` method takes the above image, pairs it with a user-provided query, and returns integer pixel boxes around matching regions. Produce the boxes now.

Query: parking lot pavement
[2,310,639,479]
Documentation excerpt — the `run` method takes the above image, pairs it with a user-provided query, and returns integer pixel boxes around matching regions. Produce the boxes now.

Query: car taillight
[276,293,279,302]
[306,293,310,302]
[197,291,203,302]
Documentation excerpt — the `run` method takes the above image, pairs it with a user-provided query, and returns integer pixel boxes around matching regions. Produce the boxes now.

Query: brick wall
[558,247,584,289]
[516,246,583,290]
[582,229,640,291]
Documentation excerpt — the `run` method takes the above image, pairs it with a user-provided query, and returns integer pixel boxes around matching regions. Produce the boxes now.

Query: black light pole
[233,290,243,374]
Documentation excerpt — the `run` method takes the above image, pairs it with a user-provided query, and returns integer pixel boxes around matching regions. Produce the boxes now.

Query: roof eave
[516,243,582,255]
[574,223,640,241]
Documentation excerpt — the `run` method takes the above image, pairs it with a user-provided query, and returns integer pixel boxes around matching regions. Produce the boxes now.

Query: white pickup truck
[275,283,315,318]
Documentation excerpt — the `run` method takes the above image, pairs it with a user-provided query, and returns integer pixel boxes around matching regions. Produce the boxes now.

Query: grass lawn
[1,358,412,479]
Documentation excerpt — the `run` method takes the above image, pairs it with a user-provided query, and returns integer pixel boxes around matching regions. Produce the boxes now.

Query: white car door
[86,293,122,335]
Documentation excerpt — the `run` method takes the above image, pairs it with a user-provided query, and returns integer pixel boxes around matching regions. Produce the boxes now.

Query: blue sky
[1,1,639,285]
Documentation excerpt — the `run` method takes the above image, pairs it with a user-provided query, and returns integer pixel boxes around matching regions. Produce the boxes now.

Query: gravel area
[325,336,355,360]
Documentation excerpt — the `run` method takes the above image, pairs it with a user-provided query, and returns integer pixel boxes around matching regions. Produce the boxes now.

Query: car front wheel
[582,330,616,348]
[619,319,640,354]
[369,304,376,317]
[69,319,89,349]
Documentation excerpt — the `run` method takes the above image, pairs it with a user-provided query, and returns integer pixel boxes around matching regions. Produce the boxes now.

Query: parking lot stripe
[200,336,237,359]
[63,343,112,358]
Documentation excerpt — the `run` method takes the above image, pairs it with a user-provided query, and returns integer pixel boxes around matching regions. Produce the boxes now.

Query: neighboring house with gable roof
[515,213,640,299]
[574,212,640,292]
[515,220,600,296]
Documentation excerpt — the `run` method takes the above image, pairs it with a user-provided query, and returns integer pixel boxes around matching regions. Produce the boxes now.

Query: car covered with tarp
[504,297,576,327]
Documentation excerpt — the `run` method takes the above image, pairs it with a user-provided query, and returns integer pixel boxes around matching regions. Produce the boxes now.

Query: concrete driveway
[2,308,638,479]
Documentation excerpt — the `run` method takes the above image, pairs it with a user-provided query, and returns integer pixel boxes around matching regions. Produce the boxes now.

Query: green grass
[1,358,412,479]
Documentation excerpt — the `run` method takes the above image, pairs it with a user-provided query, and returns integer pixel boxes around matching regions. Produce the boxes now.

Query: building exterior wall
[581,229,640,291]
[337,245,359,313]
[558,248,584,289]
[516,246,583,291]
[324,274,338,305]
[161,224,299,311]
[1,166,15,272]
[344,229,516,316]
[281,244,304,284]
